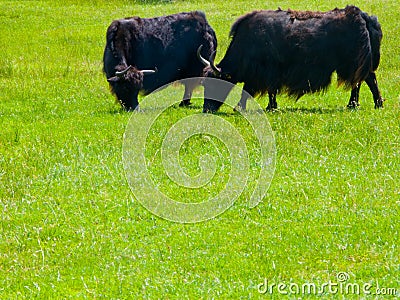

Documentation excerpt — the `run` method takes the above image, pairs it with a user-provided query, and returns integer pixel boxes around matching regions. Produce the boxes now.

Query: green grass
[1,0,399,298]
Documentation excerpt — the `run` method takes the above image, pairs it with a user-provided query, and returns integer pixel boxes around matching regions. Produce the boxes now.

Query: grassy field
[1,0,399,298]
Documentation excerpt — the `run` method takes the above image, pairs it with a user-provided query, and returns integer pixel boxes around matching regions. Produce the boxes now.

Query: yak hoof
[125,105,141,112]
[202,108,216,114]
[347,101,360,109]
[374,97,384,109]
[233,105,245,112]
[179,100,192,107]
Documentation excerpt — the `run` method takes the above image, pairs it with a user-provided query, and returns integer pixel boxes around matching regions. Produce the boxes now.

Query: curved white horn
[115,65,133,76]
[208,50,221,75]
[140,67,157,75]
[197,45,211,67]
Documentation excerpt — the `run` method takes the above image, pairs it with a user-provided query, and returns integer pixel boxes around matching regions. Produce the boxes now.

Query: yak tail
[354,12,373,86]
[338,9,374,89]
[361,13,382,71]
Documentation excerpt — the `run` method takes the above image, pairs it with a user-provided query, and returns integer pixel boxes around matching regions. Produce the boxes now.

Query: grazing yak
[198,6,383,112]
[103,11,217,111]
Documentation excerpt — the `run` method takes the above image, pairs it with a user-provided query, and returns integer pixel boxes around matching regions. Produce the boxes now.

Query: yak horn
[208,50,221,75]
[197,45,221,75]
[197,45,211,67]
[115,65,133,77]
[115,65,157,77]
[140,67,157,75]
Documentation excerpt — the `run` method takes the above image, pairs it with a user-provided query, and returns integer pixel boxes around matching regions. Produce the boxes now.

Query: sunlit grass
[0,0,399,298]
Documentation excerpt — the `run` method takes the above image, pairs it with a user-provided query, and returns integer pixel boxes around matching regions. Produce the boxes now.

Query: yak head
[107,65,157,87]
[197,45,232,81]
[197,45,234,113]
[106,65,157,110]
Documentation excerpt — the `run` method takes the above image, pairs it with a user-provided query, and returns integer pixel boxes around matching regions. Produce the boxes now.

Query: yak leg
[348,73,384,109]
[235,83,256,111]
[365,72,384,108]
[203,79,234,113]
[179,78,201,107]
[266,90,278,110]
[234,89,251,111]
[347,84,361,108]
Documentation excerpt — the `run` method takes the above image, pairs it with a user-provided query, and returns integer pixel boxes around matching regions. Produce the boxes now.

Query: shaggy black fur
[203,6,383,112]
[103,11,217,110]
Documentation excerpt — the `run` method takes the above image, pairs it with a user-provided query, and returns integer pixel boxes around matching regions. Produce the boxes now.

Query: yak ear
[107,76,120,83]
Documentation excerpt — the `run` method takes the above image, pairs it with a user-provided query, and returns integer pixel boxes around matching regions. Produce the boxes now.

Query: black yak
[198,6,383,112]
[103,11,217,111]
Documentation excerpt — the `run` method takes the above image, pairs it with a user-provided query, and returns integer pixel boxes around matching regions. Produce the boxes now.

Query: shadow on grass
[267,106,349,115]
[102,102,356,116]
[103,103,203,115]
[136,0,174,4]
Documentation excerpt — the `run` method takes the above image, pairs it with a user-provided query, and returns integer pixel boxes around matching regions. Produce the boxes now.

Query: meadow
[0,0,399,298]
